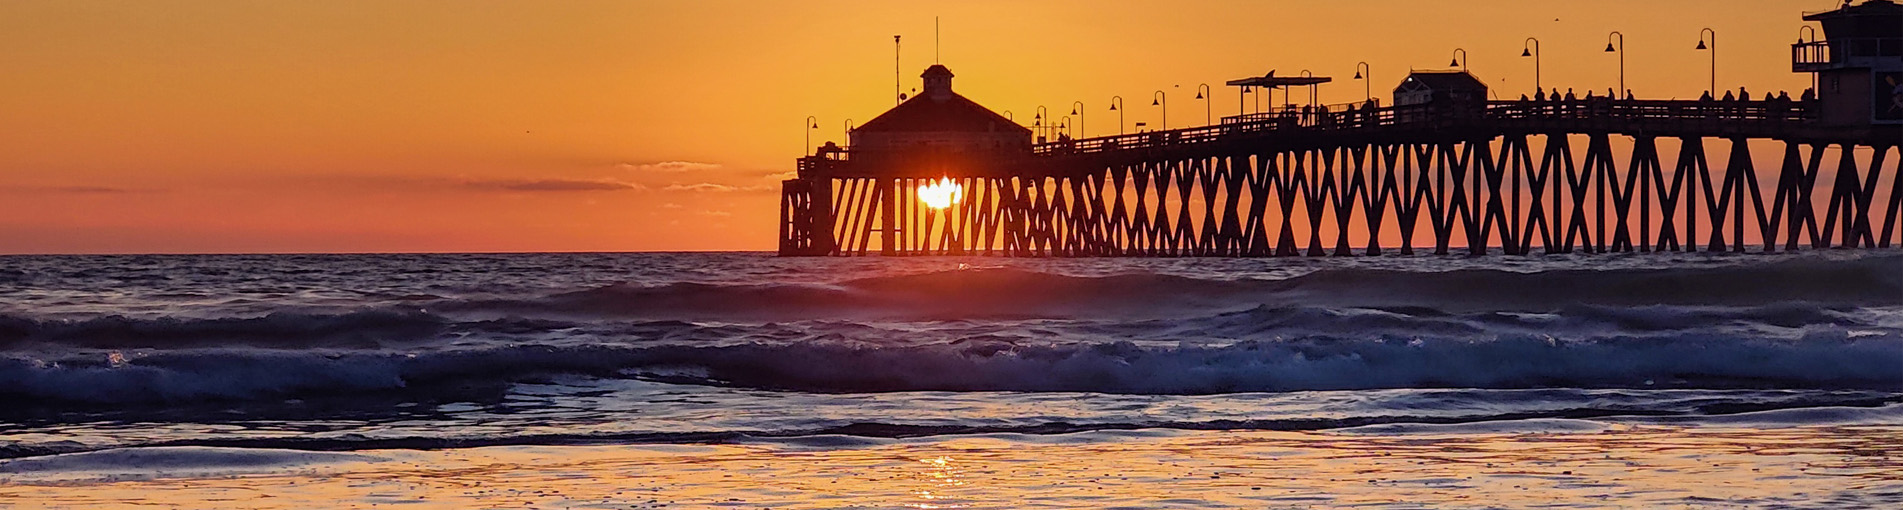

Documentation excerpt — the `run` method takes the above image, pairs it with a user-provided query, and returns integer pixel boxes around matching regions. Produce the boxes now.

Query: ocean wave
[444,254,1903,319]
[8,401,1903,460]
[4,331,1899,406]
[0,310,452,349]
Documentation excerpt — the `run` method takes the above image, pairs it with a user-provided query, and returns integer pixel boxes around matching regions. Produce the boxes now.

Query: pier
[780,1,1902,257]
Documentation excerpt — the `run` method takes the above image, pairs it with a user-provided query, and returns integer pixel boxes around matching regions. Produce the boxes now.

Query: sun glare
[917,177,962,209]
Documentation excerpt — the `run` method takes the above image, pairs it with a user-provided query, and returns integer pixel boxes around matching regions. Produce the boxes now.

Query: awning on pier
[1225,74,1331,89]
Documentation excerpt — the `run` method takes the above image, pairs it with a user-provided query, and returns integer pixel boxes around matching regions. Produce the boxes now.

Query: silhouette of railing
[1033,99,1815,157]
[1793,38,1903,71]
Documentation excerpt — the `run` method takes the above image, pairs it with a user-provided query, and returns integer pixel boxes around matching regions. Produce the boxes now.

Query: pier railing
[1030,98,1815,157]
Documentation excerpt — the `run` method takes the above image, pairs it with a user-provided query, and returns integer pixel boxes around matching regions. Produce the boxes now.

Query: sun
[917,177,962,209]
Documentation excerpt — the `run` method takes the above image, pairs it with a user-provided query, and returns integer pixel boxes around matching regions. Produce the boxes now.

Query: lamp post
[1521,38,1541,94]
[1798,26,1818,92]
[844,118,853,145]
[1034,105,1049,142]
[1353,61,1371,102]
[1195,84,1212,125]
[1152,90,1166,130]
[1605,31,1625,96]
[1697,28,1716,97]
[804,115,818,154]
[1109,96,1125,135]
[1450,48,1468,71]
[1071,101,1085,138]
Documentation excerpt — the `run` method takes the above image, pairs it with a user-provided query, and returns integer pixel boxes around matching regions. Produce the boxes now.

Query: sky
[0,0,1836,254]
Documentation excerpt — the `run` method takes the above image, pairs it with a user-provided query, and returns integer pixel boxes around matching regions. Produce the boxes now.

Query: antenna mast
[894,35,902,105]
[934,17,940,64]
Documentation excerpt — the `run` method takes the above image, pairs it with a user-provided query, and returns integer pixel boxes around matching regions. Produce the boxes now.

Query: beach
[7,424,1901,509]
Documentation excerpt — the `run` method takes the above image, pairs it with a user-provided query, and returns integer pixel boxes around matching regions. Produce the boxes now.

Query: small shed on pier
[1798,0,1903,125]
[1392,70,1489,107]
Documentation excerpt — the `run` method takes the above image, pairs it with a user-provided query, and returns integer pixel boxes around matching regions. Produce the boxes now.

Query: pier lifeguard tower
[1793,0,1903,127]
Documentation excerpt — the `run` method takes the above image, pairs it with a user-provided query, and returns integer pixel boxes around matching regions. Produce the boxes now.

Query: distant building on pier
[1392,70,1488,108]
[1795,0,1903,125]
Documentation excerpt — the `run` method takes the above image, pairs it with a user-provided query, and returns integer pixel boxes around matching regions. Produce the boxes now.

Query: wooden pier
[780,2,1902,257]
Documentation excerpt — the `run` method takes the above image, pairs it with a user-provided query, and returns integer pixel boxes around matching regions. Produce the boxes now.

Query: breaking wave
[4,329,1900,406]
[446,253,1903,319]
[1,253,1898,406]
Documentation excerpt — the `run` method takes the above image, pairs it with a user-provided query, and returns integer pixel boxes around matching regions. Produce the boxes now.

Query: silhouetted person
[1801,88,1815,102]
[1625,89,1634,100]
[1534,89,1546,101]
[1738,86,1749,100]
[1565,88,1576,100]
[1722,90,1735,101]
[1700,90,1714,101]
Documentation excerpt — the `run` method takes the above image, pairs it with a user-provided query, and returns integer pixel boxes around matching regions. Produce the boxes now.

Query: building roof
[1804,0,1902,21]
[855,92,1029,133]
[856,66,1030,134]
[1395,70,1487,92]
[1226,74,1331,89]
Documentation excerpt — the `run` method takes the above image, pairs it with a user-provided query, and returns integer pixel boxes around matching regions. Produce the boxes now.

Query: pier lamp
[1109,96,1125,135]
[1152,90,1166,130]
[1606,31,1625,97]
[804,116,818,154]
[1241,86,1254,116]
[1697,28,1716,97]
[1195,84,1212,125]
[1035,105,1049,141]
[844,119,853,143]
[1798,26,1817,92]
[1521,38,1541,94]
[1450,48,1468,71]
[1354,62,1371,102]
[1072,101,1085,138]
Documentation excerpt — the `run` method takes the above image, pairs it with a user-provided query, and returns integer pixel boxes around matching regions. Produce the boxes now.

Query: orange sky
[0,1,1830,254]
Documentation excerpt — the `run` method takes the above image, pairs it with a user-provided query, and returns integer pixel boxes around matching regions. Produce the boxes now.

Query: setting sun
[916,177,962,209]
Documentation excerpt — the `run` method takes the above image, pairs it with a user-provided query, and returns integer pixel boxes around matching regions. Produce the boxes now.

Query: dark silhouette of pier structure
[780,2,1903,256]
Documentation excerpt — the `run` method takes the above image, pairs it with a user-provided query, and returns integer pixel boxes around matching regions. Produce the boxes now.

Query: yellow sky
[0,1,1829,253]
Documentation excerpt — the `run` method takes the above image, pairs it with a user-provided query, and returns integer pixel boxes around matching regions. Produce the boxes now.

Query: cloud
[697,210,734,217]
[763,171,799,180]
[460,178,645,192]
[620,161,722,173]
[664,183,737,192]
[662,183,774,193]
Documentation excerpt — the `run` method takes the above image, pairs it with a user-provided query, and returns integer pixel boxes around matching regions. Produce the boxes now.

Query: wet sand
[5,424,1900,509]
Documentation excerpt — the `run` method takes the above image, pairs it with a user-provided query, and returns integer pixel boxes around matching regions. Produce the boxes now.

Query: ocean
[2,251,1901,508]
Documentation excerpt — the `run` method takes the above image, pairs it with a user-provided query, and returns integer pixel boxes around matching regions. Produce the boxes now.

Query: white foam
[0,446,380,482]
